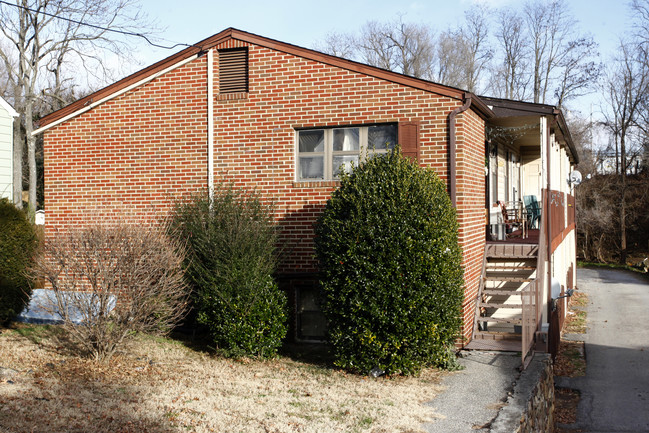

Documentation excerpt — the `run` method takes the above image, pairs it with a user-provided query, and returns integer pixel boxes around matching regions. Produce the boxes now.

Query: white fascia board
[0,96,19,117]
[32,54,200,136]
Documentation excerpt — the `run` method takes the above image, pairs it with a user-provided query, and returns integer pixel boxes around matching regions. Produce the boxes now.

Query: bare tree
[522,0,600,106]
[435,29,470,88]
[490,9,531,100]
[31,218,189,361]
[460,5,493,93]
[0,0,152,211]
[356,18,436,79]
[313,31,356,59]
[434,7,493,92]
[601,40,649,263]
[314,16,437,80]
[553,38,600,108]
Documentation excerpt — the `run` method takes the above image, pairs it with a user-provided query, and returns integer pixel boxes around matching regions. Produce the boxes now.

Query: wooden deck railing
[521,190,549,368]
[521,279,536,368]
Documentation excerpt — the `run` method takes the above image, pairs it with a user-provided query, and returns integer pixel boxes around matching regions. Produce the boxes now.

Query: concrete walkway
[424,352,521,432]
[556,267,649,432]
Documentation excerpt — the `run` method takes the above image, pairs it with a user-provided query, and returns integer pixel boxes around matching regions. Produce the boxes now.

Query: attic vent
[219,48,248,94]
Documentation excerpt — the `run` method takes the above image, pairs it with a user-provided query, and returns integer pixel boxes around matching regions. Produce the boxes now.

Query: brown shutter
[219,48,248,93]
[399,121,420,163]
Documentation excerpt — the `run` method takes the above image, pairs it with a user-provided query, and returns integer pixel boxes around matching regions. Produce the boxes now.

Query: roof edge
[467,92,494,120]
[0,96,19,117]
[553,108,579,164]
[480,95,579,164]
[38,27,478,130]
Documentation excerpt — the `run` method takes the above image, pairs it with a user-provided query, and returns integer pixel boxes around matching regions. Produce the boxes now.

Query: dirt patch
[0,324,445,433]
[553,288,588,431]
[554,388,582,431]
[553,341,586,377]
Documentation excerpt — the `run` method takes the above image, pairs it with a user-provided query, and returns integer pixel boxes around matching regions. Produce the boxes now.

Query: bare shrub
[30,219,189,361]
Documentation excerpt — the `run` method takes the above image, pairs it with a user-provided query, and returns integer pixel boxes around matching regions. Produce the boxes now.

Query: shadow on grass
[0,376,177,433]
[0,324,177,433]
[168,325,338,371]
[8,322,98,359]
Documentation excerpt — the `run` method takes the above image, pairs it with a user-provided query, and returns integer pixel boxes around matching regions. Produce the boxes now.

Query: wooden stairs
[466,243,538,352]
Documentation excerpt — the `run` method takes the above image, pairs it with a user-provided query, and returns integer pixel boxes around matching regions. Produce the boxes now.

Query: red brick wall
[44,57,209,227]
[44,39,486,341]
[454,109,486,342]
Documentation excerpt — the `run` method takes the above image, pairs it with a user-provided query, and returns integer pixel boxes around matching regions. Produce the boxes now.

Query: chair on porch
[498,200,527,239]
[523,195,541,229]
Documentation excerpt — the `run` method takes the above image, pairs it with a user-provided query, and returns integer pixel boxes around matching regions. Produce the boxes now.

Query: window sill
[217,92,248,101]
[293,180,341,188]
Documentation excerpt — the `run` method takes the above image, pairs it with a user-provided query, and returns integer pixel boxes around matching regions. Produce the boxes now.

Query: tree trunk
[620,133,627,264]
[23,95,37,214]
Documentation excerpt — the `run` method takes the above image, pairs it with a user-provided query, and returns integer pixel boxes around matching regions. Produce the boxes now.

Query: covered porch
[467,97,580,368]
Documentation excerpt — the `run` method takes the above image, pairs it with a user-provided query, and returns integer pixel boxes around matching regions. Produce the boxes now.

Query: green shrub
[314,149,464,375]
[170,186,287,358]
[0,198,38,324]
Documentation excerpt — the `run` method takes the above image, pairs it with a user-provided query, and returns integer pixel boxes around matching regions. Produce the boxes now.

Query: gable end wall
[44,40,485,343]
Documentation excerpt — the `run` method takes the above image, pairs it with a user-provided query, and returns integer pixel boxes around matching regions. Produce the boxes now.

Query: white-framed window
[297,124,397,181]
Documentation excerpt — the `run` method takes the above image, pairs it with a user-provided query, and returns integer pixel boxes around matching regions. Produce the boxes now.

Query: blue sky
[131,0,634,118]
[137,0,630,60]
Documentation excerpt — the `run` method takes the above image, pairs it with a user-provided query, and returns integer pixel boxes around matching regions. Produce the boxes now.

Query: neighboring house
[34,28,578,364]
[0,96,18,201]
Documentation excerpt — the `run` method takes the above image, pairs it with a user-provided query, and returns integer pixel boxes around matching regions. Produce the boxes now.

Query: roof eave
[38,27,483,132]
[0,96,19,117]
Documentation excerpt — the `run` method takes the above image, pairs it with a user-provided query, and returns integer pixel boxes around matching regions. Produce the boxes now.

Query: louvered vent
[219,48,248,93]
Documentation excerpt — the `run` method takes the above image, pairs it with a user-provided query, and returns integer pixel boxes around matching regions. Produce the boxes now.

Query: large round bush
[0,198,38,324]
[314,149,464,375]
[170,186,287,358]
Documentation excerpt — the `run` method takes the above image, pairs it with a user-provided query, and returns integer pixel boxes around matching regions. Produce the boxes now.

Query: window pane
[368,125,397,150]
[333,128,360,151]
[299,156,324,179]
[333,155,359,178]
[299,130,324,152]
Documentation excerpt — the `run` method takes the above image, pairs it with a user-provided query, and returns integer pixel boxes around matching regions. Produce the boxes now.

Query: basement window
[219,48,248,94]
[297,124,397,181]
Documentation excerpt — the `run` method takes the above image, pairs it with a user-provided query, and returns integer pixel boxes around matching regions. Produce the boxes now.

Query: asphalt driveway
[560,267,649,432]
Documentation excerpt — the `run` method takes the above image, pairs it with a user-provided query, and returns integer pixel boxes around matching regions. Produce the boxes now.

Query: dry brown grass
[0,324,446,433]
[568,289,588,308]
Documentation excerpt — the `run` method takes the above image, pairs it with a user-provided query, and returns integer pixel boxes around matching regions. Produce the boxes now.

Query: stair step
[484,277,533,283]
[465,336,521,352]
[476,316,523,325]
[472,331,521,341]
[483,289,523,296]
[486,265,536,271]
[479,302,523,309]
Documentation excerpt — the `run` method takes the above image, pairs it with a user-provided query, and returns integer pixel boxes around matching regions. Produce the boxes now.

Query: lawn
[0,324,445,433]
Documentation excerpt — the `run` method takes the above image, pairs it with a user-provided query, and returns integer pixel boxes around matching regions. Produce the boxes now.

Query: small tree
[31,219,189,361]
[315,149,464,375]
[0,198,38,324]
[170,186,287,358]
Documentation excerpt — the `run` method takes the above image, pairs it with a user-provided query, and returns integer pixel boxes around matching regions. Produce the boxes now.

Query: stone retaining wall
[490,353,555,433]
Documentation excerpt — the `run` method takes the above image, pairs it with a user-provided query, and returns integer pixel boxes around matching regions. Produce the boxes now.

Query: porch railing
[521,279,536,368]
[522,190,549,368]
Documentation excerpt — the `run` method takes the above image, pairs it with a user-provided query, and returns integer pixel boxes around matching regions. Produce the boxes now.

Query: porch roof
[480,96,579,164]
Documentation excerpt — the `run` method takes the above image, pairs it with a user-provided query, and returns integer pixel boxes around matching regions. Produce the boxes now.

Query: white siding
[0,105,14,200]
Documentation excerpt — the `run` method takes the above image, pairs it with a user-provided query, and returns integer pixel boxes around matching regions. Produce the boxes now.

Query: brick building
[35,28,578,357]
